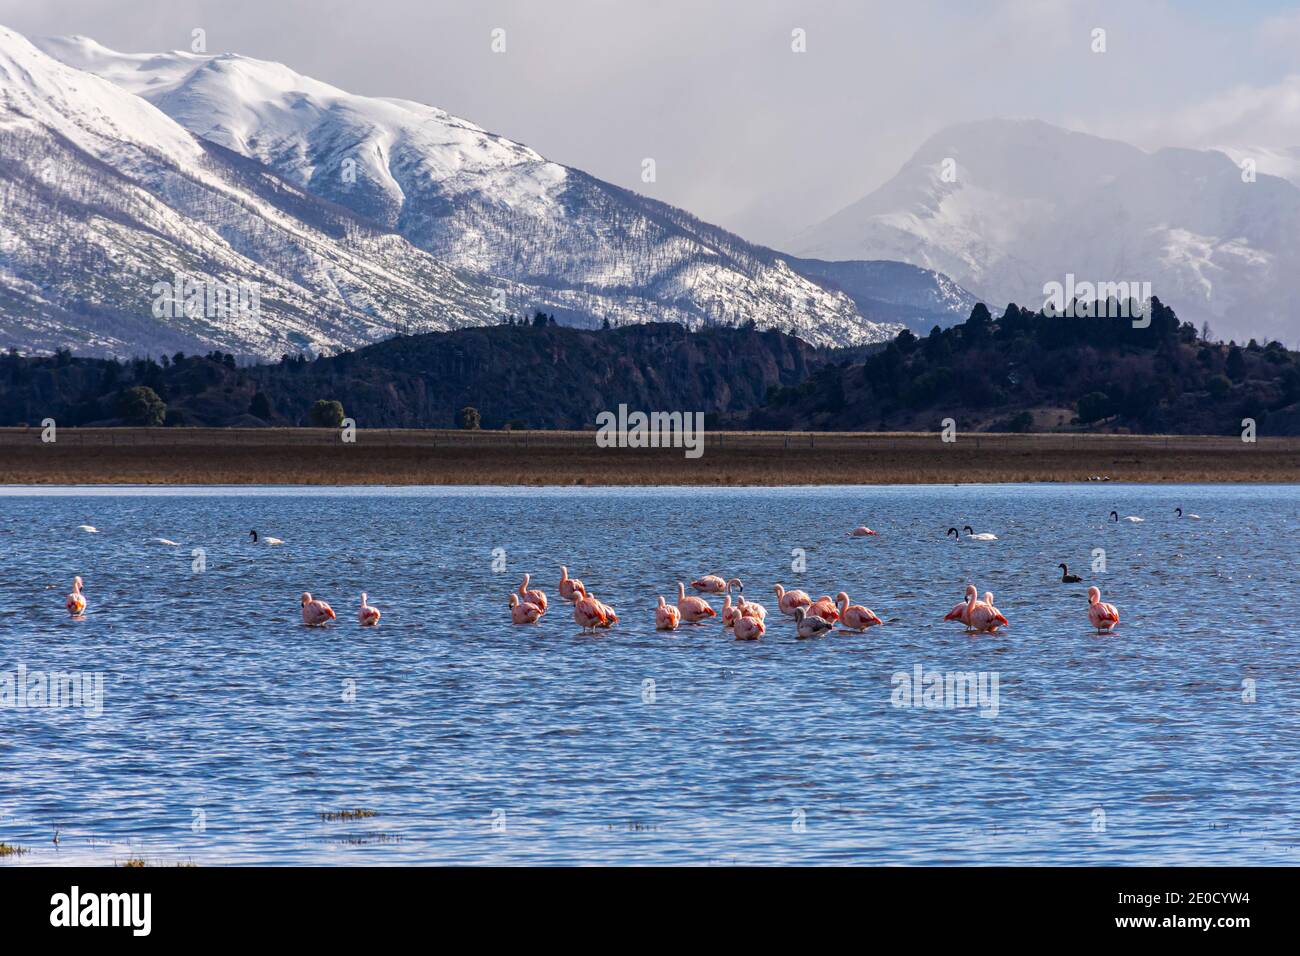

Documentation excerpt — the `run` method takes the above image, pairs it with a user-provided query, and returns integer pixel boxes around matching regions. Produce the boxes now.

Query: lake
[0,484,1296,865]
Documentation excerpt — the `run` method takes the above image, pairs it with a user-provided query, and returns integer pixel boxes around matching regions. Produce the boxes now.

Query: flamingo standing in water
[518,574,547,613]
[301,592,336,626]
[558,566,585,601]
[721,594,743,628]
[773,583,812,617]
[808,595,841,623]
[944,585,980,629]
[655,596,681,631]
[1087,586,1120,633]
[793,607,834,639]
[836,592,882,632]
[510,593,543,624]
[971,591,1008,633]
[734,615,766,641]
[676,582,717,624]
[849,526,878,537]
[65,576,86,617]
[737,594,767,621]
[692,575,740,595]
[592,593,619,629]
[574,591,611,632]
[358,592,381,626]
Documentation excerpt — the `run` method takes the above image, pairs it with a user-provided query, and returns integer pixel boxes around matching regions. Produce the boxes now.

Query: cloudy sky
[3,0,1298,247]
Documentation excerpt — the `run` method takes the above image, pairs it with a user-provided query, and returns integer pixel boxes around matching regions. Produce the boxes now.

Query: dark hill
[740,299,1300,435]
[0,321,823,430]
[3,301,1298,435]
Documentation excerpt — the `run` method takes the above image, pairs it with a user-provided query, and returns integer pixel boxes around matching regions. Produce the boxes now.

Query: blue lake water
[0,483,1296,866]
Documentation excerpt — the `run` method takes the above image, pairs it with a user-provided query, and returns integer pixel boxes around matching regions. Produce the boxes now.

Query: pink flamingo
[358,592,381,626]
[691,575,740,595]
[734,615,766,641]
[518,573,547,613]
[65,576,86,617]
[849,526,878,536]
[1087,586,1120,634]
[836,592,882,632]
[808,595,841,622]
[558,566,585,602]
[737,594,767,621]
[573,591,610,632]
[773,583,812,617]
[655,595,681,631]
[676,581,717,624]
[969,590,1009,634]
[593,593,619,629]
[721,594,743,628]
[509,593,543,624]
[944,585,979,628]
[301,592,336,626]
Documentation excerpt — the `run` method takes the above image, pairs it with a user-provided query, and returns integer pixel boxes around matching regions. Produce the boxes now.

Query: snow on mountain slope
[778,256,977,333]
[792,119,1300,344]
[1,25,500,359]
[37,33,918,347]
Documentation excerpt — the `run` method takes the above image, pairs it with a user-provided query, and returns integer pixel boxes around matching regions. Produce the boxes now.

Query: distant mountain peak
[791,117,1300,344]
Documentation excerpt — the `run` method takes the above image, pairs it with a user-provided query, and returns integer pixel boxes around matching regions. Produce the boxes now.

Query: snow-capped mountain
[0,25,504,360]
[792,118,1300,345]
[33,32,941,349]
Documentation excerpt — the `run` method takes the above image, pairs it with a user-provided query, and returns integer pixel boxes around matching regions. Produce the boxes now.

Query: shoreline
[2,428,1297,485]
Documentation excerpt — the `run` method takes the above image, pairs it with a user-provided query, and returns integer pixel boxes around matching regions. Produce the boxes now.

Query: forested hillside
[744,299,1300,435]
[3,300,1298,435]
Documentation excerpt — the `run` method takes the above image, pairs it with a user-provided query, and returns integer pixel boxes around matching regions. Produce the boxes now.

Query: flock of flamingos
[506,567,1115,639]
[54,510,1201,637]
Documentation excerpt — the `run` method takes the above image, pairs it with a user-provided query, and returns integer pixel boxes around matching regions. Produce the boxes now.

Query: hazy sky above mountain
[4,0,1299,248]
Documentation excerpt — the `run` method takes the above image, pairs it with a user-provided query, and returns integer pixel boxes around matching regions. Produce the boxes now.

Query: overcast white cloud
[2,0,1296,247]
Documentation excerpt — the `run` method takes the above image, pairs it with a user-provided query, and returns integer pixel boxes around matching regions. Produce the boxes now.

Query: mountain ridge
[791,117,1300,345]
[30,30,978,349]
[0,24,504,359]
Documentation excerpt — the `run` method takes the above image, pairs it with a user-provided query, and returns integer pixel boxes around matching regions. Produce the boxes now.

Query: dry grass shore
[1,427,1297,485]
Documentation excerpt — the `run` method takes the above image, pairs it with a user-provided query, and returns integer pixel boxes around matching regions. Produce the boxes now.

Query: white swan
[149,538,180,546]
[76,525,98,533]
